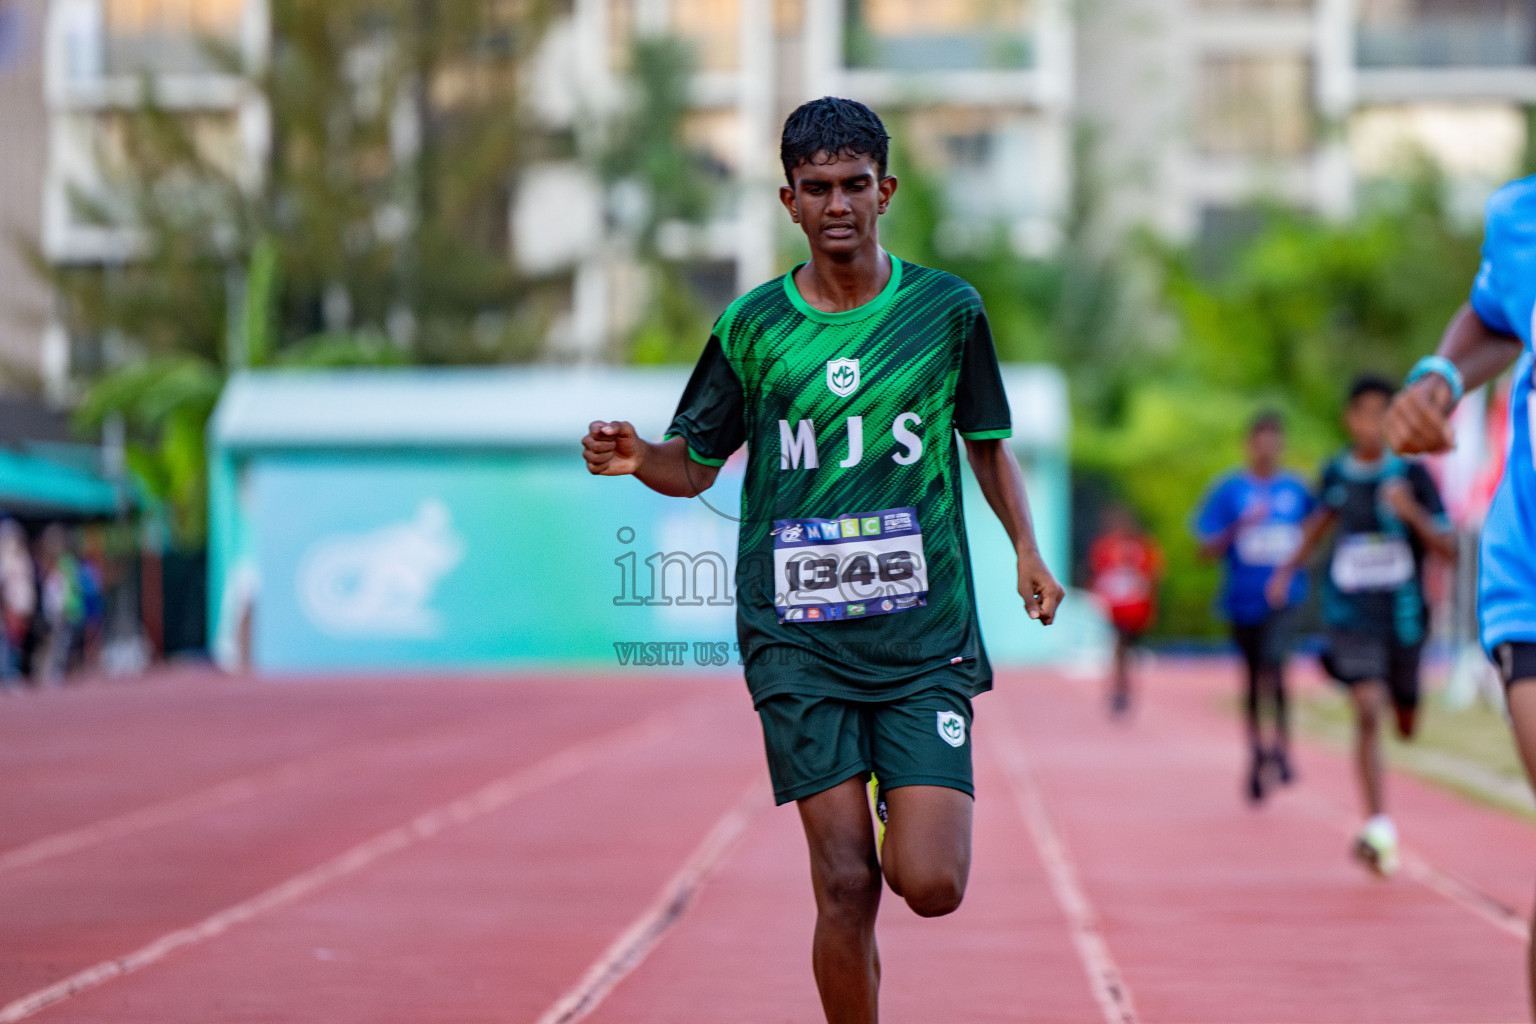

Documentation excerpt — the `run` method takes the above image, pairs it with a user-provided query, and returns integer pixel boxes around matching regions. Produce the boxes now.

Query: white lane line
[1292,792,1528,942]
[1400,854,1527,941]
[0,710,514,874]
[533,779,767,1024]
[1,761,332,874]
[0,713,679,1024]
[991,712,1142,1024]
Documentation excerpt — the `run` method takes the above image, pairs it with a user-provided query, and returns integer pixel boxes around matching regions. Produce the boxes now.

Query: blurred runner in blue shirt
[1194,411,1314,803]
[1387,174,1536,1007]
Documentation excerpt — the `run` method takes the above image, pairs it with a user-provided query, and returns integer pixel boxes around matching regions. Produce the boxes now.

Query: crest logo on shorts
[936,711,966,748]
[827,358,860,397]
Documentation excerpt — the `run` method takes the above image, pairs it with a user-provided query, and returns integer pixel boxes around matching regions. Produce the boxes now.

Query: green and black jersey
[1317,453,1447,646]
[666,255,1012,705]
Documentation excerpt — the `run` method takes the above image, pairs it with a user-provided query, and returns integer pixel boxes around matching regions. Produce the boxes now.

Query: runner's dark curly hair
[1348,374,1396,404]
[1248,409,1284,436]
[780,96,891,184]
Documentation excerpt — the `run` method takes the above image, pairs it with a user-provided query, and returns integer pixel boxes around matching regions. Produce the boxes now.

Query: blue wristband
[1405,355,1464,406]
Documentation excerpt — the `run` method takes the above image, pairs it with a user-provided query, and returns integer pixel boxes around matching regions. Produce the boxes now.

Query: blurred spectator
[36,524,82,684]
[1088,505,1164,717]
[77,549,104,672]
[0,519,33,684]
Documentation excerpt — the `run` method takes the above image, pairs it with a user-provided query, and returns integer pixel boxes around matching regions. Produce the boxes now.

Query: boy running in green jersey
[582,97,1064,1024]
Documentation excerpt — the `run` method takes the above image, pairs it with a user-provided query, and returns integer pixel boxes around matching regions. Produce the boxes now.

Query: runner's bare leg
[1352,680,1387,817]
[1268,664,1291,754]
[1112,635,1132,712]
[797,777,883,1024]
[880,784,972,917]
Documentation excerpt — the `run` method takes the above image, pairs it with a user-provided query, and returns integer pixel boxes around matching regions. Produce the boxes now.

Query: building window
[944,130,992,168]
[1349,102,1525,181]
[1357,0,1536,69]
[683,109,741,180]
[669,0,739,73]
[901,107,1045,251]
[1195,54,1313,159]
[844,0,1032,71]
[105,0,244,35]
[94,109,245,180]
[103,0,246,76]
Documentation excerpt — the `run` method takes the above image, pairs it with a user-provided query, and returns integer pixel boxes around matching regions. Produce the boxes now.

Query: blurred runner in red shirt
[1089,506,1164,717]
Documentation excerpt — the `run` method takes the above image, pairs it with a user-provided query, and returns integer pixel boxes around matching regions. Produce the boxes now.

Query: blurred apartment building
[522,0,1074,357]
[0,0,52,390]
[1082,0,1536,242]
[0,0,262,400]
[0,0,1533,384]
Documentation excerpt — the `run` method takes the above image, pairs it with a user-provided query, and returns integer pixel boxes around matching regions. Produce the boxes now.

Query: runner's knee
[816,859,881,919]
[1355,699,1380,733]
[888,851,968,918]
[901,873,966,918]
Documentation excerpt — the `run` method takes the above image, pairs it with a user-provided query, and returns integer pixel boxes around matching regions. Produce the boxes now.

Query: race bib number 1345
[772,506,928,623]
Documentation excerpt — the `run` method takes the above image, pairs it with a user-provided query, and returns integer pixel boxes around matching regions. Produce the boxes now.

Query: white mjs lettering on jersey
[778,414,922,471]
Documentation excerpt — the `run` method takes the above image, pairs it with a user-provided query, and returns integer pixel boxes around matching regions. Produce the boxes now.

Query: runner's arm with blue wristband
[1388,305,1523,455]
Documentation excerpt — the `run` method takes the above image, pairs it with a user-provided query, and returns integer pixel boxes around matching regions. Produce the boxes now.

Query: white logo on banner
[297,499,464,637]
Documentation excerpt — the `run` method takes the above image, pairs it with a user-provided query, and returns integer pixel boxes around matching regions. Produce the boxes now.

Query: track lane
[579,695,1106,1024]
[0,713,683,1023]
[992,706,1141,1024]
[7,665,1536,1023]
[534,779,768,1024]
[0,677,719,1007]
[995,663,1533,1023]
[0,703,613,876]
[9,680,766,1024]
[0,675,553,850]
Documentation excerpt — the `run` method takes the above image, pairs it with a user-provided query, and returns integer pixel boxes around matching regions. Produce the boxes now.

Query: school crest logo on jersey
[827,358,860,397]
[936,711,966,748]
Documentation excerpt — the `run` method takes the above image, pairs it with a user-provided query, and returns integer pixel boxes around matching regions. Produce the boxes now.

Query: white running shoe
[1352,817,1400,878]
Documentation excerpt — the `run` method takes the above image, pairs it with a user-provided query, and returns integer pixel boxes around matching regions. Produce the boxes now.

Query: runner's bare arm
[1195,532,1230,561]
[1196,501,1269,561]
[1381,481,1458,560]
[1264,508,1337,609]
[1387,304,1523,455]
[964,437,1065,625]
[582,422,721,498]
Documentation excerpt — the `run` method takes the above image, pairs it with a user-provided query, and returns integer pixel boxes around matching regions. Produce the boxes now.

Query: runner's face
[1246,426,1283,473]
[779,152,896,258]
[1345,393,1389,455]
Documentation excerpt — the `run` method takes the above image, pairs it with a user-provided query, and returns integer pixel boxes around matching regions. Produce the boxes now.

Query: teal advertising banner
[214,366,1104,674]
[249,447,1097,673]
[251,452,741,670]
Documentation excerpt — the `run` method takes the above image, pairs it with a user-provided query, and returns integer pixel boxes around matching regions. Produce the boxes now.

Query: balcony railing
[103,31,237,77]
[844,30,1033,71]
[1357,18,1536,68]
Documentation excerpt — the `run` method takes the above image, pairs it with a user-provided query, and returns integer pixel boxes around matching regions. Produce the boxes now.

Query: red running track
[0,662,1531,1023]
